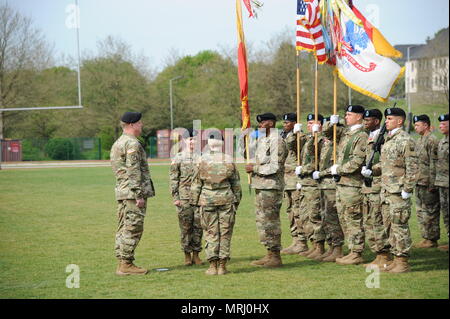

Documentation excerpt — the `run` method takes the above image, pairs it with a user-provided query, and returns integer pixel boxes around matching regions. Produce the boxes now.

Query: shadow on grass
[409,248,449,272]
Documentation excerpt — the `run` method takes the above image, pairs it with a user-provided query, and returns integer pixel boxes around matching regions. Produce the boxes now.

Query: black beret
[282,113,297,122]
[364,109,383,120]
[186,128,198,138]
[306,113,324,124]
[438,114,449,121]
[121,111,142,124]
[384,107,406,118]
[413,114,430,124]
[346,105,365,114]
[257,112,277,123]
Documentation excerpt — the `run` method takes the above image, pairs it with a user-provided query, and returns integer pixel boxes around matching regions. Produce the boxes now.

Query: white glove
[293,123,302,134]
[312,124,320,133]
[331,164,339,176]
[401,190,412,200]
[312,171,320,180]
[295,166,302,176]
[296,183,302,190]
[361,166,372,178]
[330,115,339,125]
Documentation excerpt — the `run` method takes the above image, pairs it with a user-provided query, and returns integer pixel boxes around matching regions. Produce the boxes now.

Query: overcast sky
[5,0,450,70]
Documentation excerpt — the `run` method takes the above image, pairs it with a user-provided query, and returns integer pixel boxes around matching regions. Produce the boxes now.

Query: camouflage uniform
[281,130,301,242]
[362,129,390,254]
[323,122,368,254]
[191,150,242,261]
[316,136,344,248]
[169,151,203,253]
[415,133,440,241]
[433,135,449,237]
[110,133,155,262]
[296,134,326,244]
[380,128,418,257]
[250,132,288,251]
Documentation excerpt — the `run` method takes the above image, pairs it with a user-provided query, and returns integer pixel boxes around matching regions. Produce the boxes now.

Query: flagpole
[296,51,301,166]
[333,70,337,164]
[314,59,319,171]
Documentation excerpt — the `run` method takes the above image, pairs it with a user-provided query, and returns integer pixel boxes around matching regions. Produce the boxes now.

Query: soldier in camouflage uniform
[244,113,288,268]
[379,107,418,273]
[110,112,155,275]
[191,135,242,275]
[323,105,368,265]
[412,115,441,248]
[360,109,391,268]
[169,128,203,266]
[312,117,345,262]
[293,114,327,260]
[279,113,306,255]
[433,114,449,252]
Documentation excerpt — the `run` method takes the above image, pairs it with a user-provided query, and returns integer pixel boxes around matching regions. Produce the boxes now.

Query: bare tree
[0,3,53,139]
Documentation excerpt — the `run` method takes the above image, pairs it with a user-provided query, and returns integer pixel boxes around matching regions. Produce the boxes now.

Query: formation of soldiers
[110,108,449,276]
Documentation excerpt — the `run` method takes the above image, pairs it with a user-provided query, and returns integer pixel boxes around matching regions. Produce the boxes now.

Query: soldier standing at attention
[110,111,155,275]
[295,114,327,260]
[379,107,418,273]
[312,117,345,262]
[280,113,306,255]
[360,109,392,268]
[191,135,242,275]
[412,115,440,249]
[245,113,288,268]
[169,129,203,266]
[324,105,368,265]
[433,114,449,252]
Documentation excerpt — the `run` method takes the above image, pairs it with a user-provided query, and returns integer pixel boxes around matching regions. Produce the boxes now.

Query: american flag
[296,0,327,64]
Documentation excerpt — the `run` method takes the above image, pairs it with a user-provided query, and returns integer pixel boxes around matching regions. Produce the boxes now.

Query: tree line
[1,3,405,153]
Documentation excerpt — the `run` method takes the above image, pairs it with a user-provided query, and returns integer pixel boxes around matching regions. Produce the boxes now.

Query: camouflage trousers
[321,189,344,247]
[176,200,203,253]
[415,185,441,241]
[381,191,412,257]
[297,186,325,243]
[363,192,390,253]
[336,185,365,253]
[115,199,146,261]
[439,187,449,237]
[255,189,283,251]
[200,204,236,261]
[284,190,301,240]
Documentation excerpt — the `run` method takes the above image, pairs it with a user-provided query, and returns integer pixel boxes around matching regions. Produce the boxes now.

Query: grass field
[0,164,448,299]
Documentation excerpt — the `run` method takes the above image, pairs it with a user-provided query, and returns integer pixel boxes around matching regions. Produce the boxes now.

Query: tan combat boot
[322,246,344,262]
[308,241,325,260]
[192,251,203,265]
[116,260,148,275]
[438,244,449,252]
[387,256,410,273]
[250,250,271,266]
[217,259,229,275]
[281,239,307,255]
[415,239,438,248]
[316,245,334,261]
[184,252,192,266]
[381,255,398,272]
[299,242,316,257]
[335,252,363,265]
[362,254,380,268]
[263,250,283,268]
[205,260,218,275]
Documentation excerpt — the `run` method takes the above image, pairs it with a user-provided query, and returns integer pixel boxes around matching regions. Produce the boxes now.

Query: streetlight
[406,46,417,133]
[169,75,184,131]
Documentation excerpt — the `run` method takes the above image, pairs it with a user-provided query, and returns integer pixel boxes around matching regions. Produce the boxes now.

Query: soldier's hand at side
[401,190,412,200]
[361,166,372,177]
[295,166,302,176]
[136,198,146,208]
[173,200,182,207]
[245,164,254,173]
[330,164,339,175]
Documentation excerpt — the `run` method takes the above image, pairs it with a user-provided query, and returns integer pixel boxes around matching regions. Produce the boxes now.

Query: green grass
[0,165,448,299]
